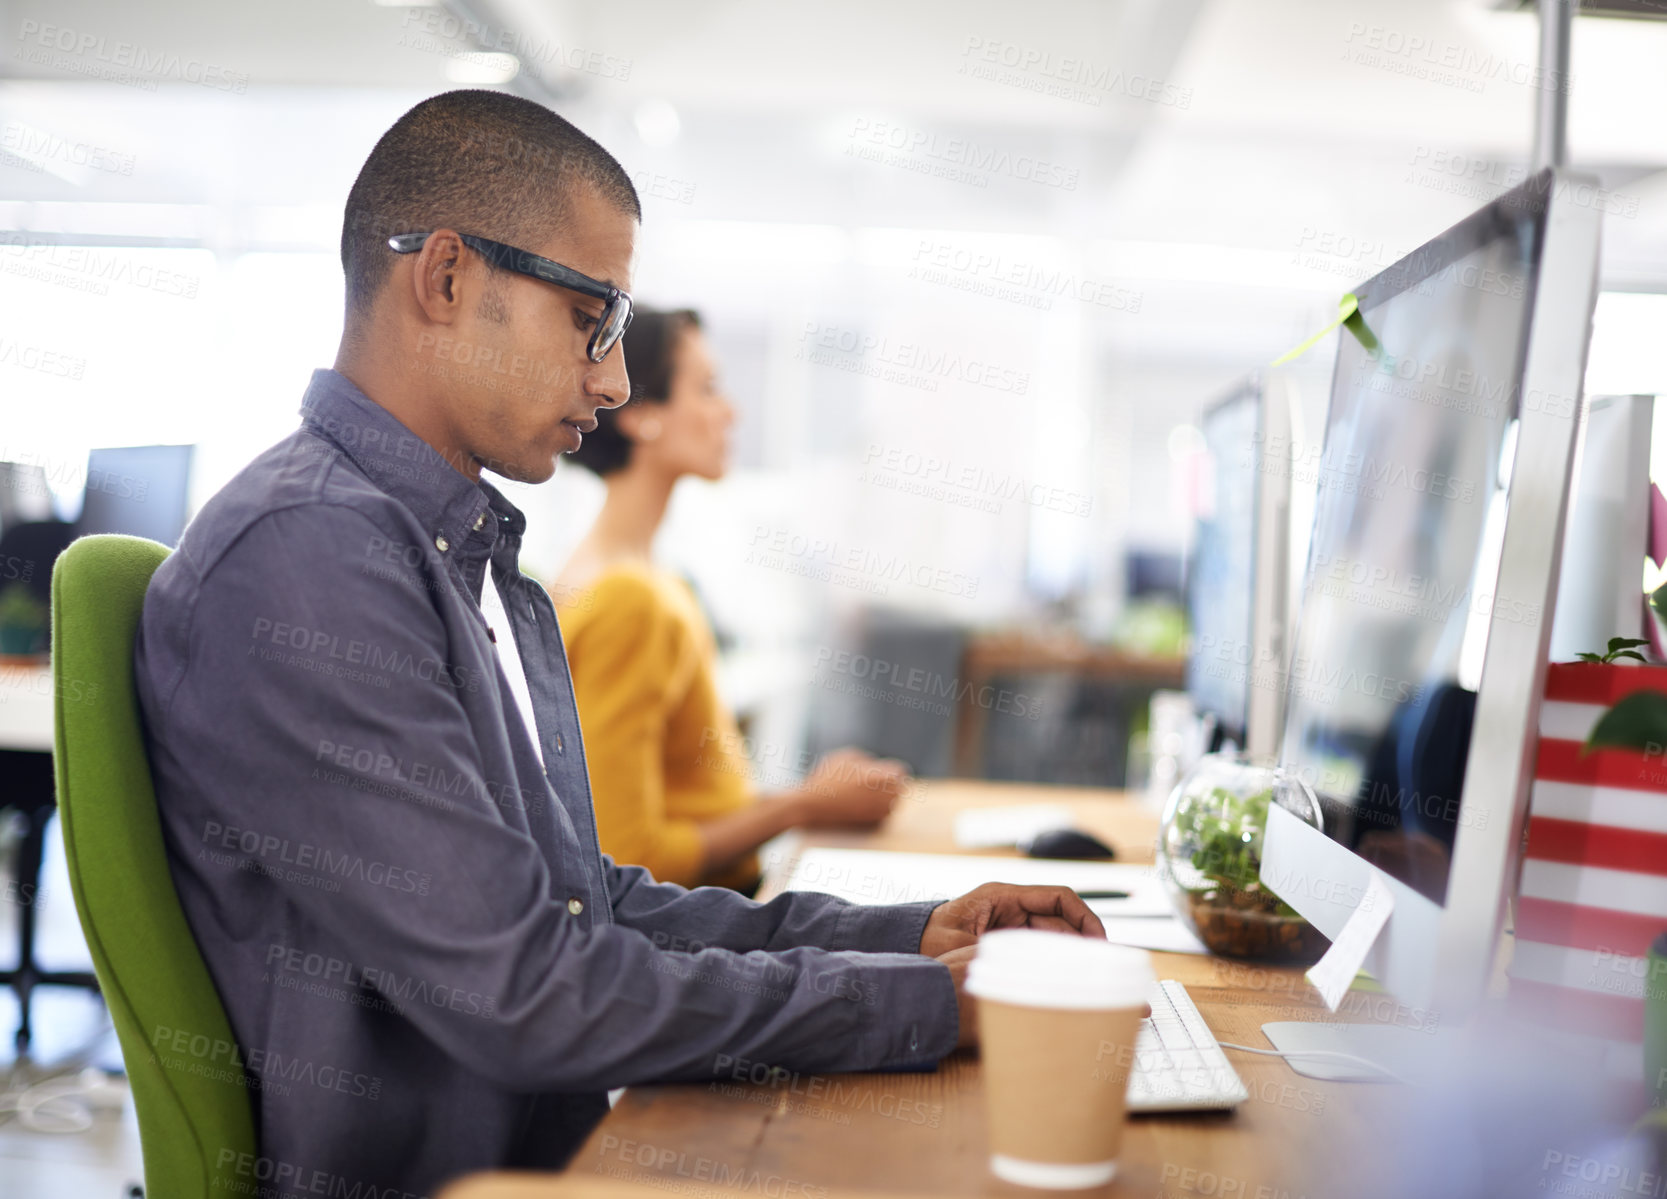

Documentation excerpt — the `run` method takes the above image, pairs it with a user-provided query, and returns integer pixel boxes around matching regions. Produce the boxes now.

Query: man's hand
[935,945,980,1048]
[919,882,1106,958]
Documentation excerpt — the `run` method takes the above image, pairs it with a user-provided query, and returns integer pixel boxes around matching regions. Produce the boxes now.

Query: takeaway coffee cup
[965,930,1154,1190]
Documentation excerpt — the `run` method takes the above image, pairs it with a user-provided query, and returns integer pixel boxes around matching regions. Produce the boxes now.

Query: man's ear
[409,228,467,325]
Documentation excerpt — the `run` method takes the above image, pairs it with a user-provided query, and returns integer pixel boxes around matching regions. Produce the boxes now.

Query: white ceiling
[1,0,1663,285]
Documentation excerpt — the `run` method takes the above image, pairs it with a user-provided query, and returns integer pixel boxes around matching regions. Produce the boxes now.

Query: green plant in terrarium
[1175,785,1301,918]
[1160,756,1328,962]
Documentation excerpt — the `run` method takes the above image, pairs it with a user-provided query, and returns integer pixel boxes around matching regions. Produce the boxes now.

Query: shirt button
[434,535,449,553]
[567,897,584,915]
[555,732,565,755]
[472,512,486,531]
[909,1027,919,1052]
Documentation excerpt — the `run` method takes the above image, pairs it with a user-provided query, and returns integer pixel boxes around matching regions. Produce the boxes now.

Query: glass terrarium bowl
[1156,752,1329,964]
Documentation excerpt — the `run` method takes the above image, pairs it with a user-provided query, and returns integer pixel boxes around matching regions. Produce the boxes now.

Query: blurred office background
[0,0,1665,1129]
[4,0,1666,784]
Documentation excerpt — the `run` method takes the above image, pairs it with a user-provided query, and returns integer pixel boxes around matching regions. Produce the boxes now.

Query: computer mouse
[1024,828,1117,860]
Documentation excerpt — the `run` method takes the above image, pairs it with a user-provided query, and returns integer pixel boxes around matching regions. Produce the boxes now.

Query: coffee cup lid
[964,929,1153,1010]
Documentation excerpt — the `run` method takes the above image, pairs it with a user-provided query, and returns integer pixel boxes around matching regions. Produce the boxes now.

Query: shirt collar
[298,368,526,563]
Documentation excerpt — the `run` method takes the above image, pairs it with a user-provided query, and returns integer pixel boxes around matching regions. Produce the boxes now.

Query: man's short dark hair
[569,307,701,477]
[340,89,640,318]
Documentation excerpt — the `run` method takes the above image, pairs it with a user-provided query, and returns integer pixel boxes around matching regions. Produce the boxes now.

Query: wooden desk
[443,781,1411,1199]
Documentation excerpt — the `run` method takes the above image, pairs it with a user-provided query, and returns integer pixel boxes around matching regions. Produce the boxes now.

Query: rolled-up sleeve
[155,503,957,1092]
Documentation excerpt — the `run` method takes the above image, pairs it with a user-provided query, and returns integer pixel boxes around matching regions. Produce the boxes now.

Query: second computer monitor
[1187,375,1291,759]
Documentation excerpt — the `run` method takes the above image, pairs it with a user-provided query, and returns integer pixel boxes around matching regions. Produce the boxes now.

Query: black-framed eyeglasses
[387,231,633,364]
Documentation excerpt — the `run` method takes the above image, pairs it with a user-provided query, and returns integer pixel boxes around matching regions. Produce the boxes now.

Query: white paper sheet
[1095,914,1209,955]
[1304,873,1395,1011]
[777,847,1172,917]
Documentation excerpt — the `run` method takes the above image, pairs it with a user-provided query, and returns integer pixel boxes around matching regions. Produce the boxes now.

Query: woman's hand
[792,747,911,827]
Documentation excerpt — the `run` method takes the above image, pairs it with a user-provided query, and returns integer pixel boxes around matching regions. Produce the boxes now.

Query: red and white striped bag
[1507,662,1667,1069]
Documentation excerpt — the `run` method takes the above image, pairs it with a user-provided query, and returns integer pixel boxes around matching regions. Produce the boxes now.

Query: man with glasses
[136,89,1103,1198]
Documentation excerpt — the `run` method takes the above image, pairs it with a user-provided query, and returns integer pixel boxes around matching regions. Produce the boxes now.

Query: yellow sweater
[554,563,759,890]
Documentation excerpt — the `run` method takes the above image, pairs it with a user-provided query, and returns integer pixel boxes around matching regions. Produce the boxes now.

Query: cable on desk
[0,1018,122,1134]
[0,1069,102,1133]
[1216,1041,1406,1083]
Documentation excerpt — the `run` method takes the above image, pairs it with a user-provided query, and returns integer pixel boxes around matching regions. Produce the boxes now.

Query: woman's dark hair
[568,307,702,476]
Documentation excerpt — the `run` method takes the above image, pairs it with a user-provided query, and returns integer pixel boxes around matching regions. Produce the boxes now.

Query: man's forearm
[608,854,945,956]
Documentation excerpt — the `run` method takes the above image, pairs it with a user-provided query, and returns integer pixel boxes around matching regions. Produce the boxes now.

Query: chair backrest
[51,534,257,1199]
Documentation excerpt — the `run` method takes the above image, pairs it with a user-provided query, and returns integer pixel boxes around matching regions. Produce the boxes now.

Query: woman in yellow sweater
[553,308,909,892]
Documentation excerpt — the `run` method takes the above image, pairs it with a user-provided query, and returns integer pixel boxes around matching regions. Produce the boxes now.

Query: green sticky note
[1272,293,1382,367]
[1350,969,1383,993]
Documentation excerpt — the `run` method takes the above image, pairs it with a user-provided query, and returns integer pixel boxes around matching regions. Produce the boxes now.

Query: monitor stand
[1260,1021,1453,1084]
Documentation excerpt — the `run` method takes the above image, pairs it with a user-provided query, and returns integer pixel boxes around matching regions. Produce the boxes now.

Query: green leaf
[1652,581,1667,622]
[1578,636,1657,662]
[1585,690,1667,756]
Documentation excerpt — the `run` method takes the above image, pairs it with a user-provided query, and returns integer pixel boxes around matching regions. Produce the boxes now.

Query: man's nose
[587,350,630,408]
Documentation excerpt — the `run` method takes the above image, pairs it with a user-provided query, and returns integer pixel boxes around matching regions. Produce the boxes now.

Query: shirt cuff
[851,955,960,1069]
[828,898,944,956]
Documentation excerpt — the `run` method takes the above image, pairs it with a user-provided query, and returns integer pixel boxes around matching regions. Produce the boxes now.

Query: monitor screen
[76,445,195,547]
[1127,549,1184,603]
[1279,212,1541,906]
[1186,386,1259,743]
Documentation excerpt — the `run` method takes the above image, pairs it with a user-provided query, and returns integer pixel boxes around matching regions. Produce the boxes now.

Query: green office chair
[51,534,257,1199]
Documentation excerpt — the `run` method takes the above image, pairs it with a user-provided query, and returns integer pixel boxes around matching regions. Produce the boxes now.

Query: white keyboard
[1126,979,1249,1112]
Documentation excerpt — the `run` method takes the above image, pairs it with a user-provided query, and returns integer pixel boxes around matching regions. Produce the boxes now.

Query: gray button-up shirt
[136,368,957,1199]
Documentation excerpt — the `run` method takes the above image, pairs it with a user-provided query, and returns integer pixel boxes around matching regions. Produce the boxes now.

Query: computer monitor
[75,445,195,547]
[1185,375,1292,757]
[1126,549,1185,603]
[1261,167,1602,1028]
